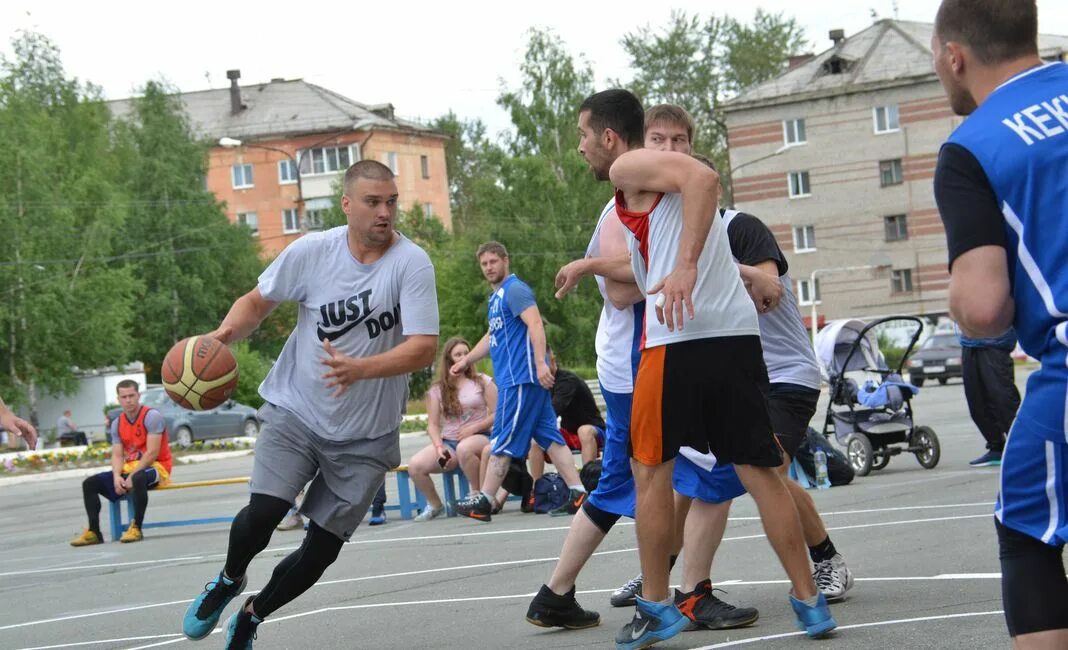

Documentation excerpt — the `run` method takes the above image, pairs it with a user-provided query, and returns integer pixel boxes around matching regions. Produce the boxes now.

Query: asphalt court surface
[0,373,1029,649]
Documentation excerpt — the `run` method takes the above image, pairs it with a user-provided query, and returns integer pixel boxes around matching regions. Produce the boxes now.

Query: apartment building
[111,70,450,256]
[723,20,1068,330]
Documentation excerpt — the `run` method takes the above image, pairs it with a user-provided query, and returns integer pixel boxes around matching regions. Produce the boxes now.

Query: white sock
[800,594,820,607]
[568,484,587,493]
[658,595,673,607]
[480,490,495,502]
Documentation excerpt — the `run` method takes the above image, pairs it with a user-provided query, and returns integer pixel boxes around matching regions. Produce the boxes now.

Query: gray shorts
[250,403,401,540]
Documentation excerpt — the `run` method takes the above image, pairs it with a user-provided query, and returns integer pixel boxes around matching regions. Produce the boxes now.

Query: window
[423,202,433,217]
[884,214,908,241]
[420,155,430,179]
[237,212,258,236]
[304,198,332,231]
[282,208,300,234]
[783,118,807,145]
[797,278,822,305]
[891,269,914,293]
[385,151,399,174]
[793,225,816,252]
[873,104,900,133]
[231,164,253,189]
[278,159,298,184]
[297,145,357,176]
[788,171,811,198]
[879,159,904,187]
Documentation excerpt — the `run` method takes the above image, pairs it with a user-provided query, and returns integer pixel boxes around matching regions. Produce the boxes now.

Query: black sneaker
[674,579,759,630]
[525,584,600,629]
[549,489,587,517]
[224,597,261,650]
[610,573,643,607]
[455,493,493,522]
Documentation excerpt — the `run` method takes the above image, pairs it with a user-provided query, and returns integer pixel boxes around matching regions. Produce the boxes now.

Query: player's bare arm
[321,334,438,397]
[0,397,36,449]
[610,149,720,331]
[518,306,554,389]
[949,246,1015,338]
[599,212,644,309]
[739,260,783,313]
[207,287,279,344]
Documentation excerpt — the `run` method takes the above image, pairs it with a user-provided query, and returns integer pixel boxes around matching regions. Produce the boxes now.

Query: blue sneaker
[183,572,247,640]
[614,596,689,650]
[789,592,837,638]
[368,511,387,526]
[224,597,261,650]
[969,450,1002,467]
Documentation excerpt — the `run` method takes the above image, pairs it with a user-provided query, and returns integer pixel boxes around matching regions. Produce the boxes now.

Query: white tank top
[617,192,759,348]
[587,199,644,393]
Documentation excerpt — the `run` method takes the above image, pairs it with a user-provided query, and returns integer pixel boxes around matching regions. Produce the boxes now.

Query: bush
[231,342,272,409]
[877,332,907,372]
[409,366,433,400]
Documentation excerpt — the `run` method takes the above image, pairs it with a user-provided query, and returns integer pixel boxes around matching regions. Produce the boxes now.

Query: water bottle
[814,449,831,490]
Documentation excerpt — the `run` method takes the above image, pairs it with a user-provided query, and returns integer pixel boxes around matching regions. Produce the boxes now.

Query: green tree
[114,80,263,380]
[230,341,271,409]
[0,32,139,417]
[620,10,806,199]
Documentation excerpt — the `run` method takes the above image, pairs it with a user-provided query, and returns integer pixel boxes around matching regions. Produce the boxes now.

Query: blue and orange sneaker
[183,572,247,640]
[790,592,837,638]
[614,596,689,650]
[224,597,262,650]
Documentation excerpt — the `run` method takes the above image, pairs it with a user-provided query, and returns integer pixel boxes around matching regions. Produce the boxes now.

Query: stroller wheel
[847,434,874,477]
[871,449,891,471]
[912,426,941,469]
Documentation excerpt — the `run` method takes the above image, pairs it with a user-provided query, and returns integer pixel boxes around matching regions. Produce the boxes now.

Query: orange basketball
[161,336,239,411]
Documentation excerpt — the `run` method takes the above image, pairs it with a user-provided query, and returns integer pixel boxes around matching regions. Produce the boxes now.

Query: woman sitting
[409,337,496,521]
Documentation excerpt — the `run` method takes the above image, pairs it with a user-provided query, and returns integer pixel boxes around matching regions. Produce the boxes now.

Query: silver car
[139,387,260,448]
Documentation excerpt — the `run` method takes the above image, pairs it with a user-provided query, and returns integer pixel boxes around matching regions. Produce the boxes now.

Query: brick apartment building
[111,70,450,256]
[723,20,1068,331]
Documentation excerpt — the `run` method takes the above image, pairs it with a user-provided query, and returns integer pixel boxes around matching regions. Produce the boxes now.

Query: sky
[3,0,1067,139]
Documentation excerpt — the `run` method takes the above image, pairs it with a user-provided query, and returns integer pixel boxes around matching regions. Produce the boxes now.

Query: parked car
[906,333,963,387]
[139,388,260,448]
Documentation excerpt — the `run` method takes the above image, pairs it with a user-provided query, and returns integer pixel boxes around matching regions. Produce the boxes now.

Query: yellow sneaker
[70,528,102,547]
[120,522,143,543]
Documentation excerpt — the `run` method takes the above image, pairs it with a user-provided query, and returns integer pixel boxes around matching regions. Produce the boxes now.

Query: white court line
[16,633,182,650]
[0,502,994,579]
[0,511,996,633]
[690,610,1004,648]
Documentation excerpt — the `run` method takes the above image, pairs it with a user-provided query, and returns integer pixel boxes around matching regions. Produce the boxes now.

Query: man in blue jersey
[932,1,1068,645]
[451,241,587,522]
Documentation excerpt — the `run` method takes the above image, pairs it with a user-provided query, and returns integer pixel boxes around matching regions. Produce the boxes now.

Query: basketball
[161,336,239,411]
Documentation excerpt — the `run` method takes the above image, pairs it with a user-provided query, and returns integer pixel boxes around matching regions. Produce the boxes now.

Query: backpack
[580,459,603,493]
[795,427,855,487]
[533,472,569,513]
[501,457,534,500]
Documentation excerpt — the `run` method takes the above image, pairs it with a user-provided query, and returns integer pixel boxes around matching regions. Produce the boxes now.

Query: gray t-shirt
[57,415,76,434]
[258,227,439,441]
[109,409,165,440]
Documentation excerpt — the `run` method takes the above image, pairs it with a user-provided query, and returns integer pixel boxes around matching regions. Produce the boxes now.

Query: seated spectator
[57,409,88,446]
[408,337,496,522]
[529,351,605,481]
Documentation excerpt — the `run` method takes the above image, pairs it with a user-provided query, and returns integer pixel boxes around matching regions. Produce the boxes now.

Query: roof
[724,19,1068,112]
[108,78,443,142]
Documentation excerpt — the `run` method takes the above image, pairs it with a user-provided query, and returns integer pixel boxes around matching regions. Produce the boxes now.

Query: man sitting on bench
[70,380,172,546]
[529,350,606,481]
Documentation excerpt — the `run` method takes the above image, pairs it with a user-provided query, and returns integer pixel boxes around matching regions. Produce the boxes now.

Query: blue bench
[391,465,471,519]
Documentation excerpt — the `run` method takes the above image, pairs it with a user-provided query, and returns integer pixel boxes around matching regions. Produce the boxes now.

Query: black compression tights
[82,470,153,532]
[223,493,292,579]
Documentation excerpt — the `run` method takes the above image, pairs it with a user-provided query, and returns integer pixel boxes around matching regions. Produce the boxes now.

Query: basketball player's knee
[306,522,345,566]
[578,426,597,444]
[246,493,292,530]
[582,500,621,534]
[130,470,150,489]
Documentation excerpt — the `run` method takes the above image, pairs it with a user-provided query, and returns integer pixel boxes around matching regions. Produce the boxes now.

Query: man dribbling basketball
[181,160,438,649]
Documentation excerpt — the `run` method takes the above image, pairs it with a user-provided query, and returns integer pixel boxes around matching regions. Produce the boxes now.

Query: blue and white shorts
[587,385,636,518]
[672,456,747,505]
[997,425,1068,546]
[490,383,564,458]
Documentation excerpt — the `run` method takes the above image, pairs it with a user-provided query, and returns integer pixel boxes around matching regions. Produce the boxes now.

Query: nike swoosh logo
[316,307,377,342]
[631,620,650,640]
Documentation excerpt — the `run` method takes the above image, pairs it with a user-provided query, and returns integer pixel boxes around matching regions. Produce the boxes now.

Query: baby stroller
[815,317,940,477]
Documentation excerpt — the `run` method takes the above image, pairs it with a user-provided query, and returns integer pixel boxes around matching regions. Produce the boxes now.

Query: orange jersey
[118,406,173,474]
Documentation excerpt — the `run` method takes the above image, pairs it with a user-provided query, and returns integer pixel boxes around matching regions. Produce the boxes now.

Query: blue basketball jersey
[487,274,541,389]
[946,62,1068,444]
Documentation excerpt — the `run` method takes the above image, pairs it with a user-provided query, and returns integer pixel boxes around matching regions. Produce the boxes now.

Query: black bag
[580,459,603,493]
[795,427,855,486]
[501,457,533,499]
[533,472,569,513]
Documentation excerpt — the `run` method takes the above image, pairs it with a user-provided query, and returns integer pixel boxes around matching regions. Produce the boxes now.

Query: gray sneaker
[275,512,304,531]
[414,504,444,522]
[610,573,643,607]
[813,553,854,602]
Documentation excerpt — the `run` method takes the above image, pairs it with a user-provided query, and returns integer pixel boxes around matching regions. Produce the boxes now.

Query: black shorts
[768,384,820,458]
[997,518,1068,636]
[630,336,782,468]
